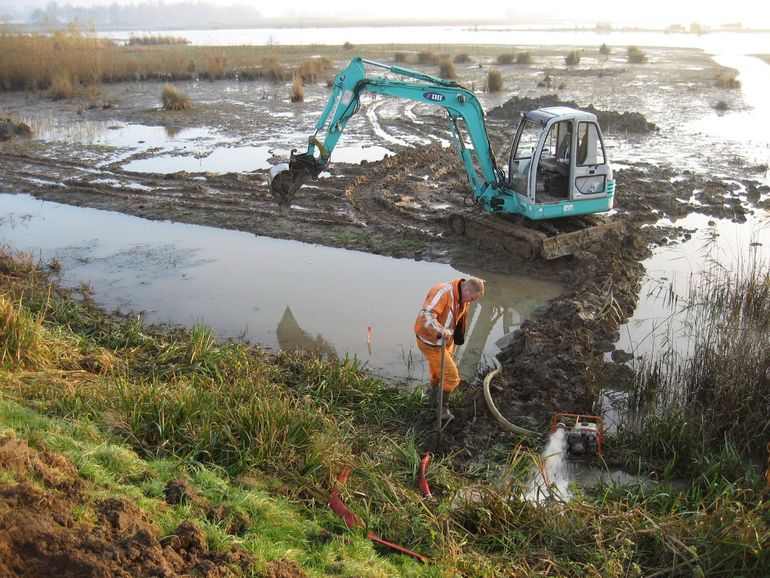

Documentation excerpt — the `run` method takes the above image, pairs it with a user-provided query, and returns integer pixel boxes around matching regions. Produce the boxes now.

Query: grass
[617,256,770,476]
[161,84,190,111]
[487,68,503,92]
[290,73,304,102]
[1,246,769,576]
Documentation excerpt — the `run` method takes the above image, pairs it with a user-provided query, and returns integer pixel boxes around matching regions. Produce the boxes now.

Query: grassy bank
[1,246,768,576]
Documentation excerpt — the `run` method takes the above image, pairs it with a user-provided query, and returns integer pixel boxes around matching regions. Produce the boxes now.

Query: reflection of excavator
[269,57,618,259]
[276,306,337,360]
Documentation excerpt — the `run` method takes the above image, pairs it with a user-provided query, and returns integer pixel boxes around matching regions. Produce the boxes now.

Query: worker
[414,277,485,421]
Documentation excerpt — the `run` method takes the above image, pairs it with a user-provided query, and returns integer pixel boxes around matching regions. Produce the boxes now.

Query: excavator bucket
[267,153,324,209]
[268,164,301,208]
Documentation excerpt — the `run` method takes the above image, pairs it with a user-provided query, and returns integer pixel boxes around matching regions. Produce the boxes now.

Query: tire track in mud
[0,152,366,240]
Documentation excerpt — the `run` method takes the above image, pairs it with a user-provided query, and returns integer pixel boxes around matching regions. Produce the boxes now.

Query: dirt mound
[487,95,658,133]
[0,436,253,577]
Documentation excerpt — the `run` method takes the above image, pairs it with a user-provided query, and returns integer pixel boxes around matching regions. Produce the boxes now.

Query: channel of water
[0,193,562,385]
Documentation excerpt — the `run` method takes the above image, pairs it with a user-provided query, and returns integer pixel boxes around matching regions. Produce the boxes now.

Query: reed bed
[0,29,339,92]
[621,256,770,474]
[1,246,768,576]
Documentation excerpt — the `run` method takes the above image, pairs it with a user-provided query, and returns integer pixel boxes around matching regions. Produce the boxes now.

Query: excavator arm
[269,57,509,209]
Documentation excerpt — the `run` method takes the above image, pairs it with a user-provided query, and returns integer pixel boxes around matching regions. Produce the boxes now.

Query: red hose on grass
[328,454,434,562]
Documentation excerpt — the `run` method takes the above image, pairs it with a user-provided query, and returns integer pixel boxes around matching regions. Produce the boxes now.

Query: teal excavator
[269,57,617,259]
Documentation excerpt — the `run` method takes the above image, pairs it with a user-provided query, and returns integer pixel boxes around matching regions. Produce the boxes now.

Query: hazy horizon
[1,0,768,30]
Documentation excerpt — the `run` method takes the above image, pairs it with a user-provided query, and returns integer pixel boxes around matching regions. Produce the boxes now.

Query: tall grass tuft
[487,68,503,92]
[438,57,456,80]
[0,294,47,369]
[564,50,581,66]
[161,84,190,111]
[515,51,533,65]
[290,73,304,102]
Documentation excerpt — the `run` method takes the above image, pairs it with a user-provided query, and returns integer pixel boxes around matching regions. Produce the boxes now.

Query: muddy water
[0,193,562,384]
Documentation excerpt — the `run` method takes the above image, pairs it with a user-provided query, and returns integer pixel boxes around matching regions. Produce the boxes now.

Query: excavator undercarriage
[448,210,621,260]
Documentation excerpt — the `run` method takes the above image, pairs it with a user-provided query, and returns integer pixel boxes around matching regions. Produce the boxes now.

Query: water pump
[551,413,604,458]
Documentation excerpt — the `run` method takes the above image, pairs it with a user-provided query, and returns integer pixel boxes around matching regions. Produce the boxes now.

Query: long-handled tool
[435,338,446,446]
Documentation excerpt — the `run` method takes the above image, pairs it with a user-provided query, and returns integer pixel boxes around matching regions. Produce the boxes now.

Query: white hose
[483,357,547,439]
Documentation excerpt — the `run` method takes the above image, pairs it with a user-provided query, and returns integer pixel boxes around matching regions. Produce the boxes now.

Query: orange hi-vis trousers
[417,339,460,393]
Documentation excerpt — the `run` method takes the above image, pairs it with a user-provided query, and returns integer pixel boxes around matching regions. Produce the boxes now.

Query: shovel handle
[436,339,446,443]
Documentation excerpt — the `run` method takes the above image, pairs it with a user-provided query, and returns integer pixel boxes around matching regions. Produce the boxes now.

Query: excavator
[269,57,618,259]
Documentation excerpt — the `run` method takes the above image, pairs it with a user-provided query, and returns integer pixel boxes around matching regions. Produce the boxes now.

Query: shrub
[599,43,611,56]
[394,51,409,63]
[453,53,471,64]
[714,71,741,89]
[290,73,304,102]
[714,99,729,111]
[565,50,581,66]
[343,41,353,50]
[161,84,190,111]
[496,53,515,65]
[515,51,533,65]
[487,68,503,92]
[438,58,456,80]
[416,50,439,65]
[128,34,189,46]
[627,46,648,63]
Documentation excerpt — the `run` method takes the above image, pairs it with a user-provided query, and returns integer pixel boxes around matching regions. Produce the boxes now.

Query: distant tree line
[26,1,263,29]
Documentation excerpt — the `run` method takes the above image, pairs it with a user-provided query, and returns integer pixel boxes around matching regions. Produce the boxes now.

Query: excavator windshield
[508,117,542,196]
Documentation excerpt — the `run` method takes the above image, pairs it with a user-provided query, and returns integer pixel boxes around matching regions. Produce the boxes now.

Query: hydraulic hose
[483,356,547,440]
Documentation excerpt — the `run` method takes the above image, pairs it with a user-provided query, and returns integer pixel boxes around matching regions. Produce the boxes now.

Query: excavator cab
[508,107,613,208]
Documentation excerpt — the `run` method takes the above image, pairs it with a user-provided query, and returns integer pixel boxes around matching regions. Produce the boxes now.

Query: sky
[1,0,769,28]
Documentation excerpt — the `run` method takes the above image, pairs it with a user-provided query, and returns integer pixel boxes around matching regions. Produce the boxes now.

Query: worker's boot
[429,387,453,421]
[441,390,454,422]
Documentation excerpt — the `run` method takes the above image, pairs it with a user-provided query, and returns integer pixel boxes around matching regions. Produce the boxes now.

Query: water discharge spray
[524,427,573,502]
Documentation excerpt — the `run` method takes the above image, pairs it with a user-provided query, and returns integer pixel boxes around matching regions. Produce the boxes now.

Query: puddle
[0,193,562,384]
[24,118,217,149]
[123,145,273,174]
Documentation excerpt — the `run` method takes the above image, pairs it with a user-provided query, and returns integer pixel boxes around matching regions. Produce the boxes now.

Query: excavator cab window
[508,117,542,195]
[535,121,572,201]
[576,122,605,166]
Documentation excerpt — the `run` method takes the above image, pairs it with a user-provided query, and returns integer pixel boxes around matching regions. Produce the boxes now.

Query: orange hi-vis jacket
[414,278,468,347]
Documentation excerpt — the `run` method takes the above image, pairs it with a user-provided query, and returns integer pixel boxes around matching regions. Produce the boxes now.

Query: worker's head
[461,277,485,304]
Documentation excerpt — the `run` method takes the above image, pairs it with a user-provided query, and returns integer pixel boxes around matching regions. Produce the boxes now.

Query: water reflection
[276,306,337,361]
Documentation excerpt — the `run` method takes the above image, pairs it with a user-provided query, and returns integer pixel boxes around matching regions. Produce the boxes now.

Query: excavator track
[448,209,621,260]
